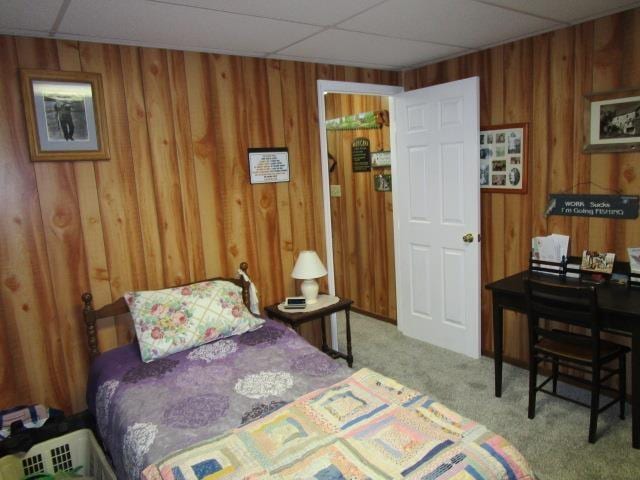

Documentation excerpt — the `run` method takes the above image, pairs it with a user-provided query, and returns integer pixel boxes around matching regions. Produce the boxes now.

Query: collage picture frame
[480,122,528,194]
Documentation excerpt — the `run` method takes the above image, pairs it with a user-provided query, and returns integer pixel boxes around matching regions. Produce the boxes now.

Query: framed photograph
[248,147,290,184]
[371,150,391,168]
[20,69,110,161]
[581,250,615,274]
[584,87,640,153]
[374,173,392,192]
[480,123,528,193]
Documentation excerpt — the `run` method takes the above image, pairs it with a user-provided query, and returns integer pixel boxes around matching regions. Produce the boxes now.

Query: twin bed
[82,264,535,479]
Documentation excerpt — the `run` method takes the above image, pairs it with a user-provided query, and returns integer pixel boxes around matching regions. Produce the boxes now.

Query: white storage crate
[0,429,115,480]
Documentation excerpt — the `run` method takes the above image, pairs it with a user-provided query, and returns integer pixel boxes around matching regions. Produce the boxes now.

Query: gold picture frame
[20,69,110,161]
[480,122,528,194]
[583,87,640,154]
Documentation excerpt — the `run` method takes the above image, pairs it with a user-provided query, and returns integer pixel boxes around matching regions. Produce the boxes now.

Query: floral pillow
[124,280,264,362]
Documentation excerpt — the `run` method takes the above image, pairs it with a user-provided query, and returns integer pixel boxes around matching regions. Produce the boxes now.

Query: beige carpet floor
[335,311,639,480]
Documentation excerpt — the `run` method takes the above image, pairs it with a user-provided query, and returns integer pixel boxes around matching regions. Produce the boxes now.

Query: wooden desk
[265,297,354,367]
[486,271,640,448]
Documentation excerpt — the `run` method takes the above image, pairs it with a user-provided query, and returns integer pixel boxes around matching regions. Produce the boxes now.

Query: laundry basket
[0,429,115,480]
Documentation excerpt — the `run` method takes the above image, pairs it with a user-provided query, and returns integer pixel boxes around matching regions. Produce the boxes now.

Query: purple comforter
[87,319,351,480]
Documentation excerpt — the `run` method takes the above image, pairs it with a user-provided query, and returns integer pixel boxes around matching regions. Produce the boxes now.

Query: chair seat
[536,336,628,363]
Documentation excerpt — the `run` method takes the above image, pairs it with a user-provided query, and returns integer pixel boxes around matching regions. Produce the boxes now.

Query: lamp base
[300,279,319,304]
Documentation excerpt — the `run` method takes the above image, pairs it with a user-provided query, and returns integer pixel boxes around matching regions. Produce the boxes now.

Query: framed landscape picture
[20,69,110,161]
[480,123,528,193]
[584,87,640,153]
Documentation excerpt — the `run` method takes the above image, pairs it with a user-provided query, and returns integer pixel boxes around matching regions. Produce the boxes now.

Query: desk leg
[320,316,328,353]
[346,308,353,368]
[493,301,504,398]
[633,328,639,449]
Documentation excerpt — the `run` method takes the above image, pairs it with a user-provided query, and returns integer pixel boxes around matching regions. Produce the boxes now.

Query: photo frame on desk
[576,250,615,284]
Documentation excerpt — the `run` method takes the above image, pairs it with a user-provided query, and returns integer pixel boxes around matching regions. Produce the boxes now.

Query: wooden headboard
[81,262,252,359]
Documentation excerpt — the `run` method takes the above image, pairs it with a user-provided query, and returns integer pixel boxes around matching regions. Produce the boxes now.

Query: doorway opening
[325,92,396,323]
[318,78,481,359]
[317,81,403,350]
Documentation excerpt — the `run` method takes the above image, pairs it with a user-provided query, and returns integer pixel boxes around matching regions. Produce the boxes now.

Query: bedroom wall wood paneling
[325,94,396,322]
[0,34,400,413]
[403,8,640,369]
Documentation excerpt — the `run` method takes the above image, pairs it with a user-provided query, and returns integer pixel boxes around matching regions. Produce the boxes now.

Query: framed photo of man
[20,69,110,161]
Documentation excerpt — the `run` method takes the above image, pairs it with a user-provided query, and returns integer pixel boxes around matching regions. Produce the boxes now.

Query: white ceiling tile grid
[0,0,639,69]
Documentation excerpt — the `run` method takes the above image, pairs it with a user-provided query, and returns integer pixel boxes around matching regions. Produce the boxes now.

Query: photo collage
[480,124,526,192]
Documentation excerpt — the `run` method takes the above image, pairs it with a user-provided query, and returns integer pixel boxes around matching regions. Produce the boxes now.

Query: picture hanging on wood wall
[20,69,110,161]
[352,137,371,172]
[371,150,391,168]
[583,87,640,153]
[248,147,290,184]
[480,123,528,193]
[374,173,392,192]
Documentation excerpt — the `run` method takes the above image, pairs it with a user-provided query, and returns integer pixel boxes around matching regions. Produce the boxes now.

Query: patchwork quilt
[86,319,351,480]
[141,369,535,480]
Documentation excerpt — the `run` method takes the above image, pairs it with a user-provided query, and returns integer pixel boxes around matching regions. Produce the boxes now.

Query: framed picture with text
[248,147,290,184]
[20,69,110,161]
[480,123,528,194]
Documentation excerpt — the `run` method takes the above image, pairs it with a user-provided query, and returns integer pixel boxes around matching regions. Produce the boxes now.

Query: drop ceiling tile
[271,53,398,70]
[58,0,321,54]
[0,0,63,32]
[481,0,640,23]
[278,29,468,69]
[150,0,384,26]
[338,0,561,48]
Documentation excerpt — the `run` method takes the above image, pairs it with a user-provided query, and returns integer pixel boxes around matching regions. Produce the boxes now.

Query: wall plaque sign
[248,147,289,184]
[371,150,391,168]
[547,194,639,219]
[352,137,371,172]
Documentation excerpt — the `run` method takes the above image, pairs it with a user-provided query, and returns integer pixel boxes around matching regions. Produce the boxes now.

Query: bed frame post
[239,262,251,309]
[82,292,100,359]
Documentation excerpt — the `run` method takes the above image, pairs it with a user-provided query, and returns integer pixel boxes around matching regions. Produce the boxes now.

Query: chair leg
[528,354,538,419]
[552,357,559,394]
[619,353,626,420]
[588,365,600,443]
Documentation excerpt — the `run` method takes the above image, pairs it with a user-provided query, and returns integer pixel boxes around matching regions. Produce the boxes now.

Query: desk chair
[524,278,629,443]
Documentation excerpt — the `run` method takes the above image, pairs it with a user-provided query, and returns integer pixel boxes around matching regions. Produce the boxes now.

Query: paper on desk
[629,247,640,274]
[531,234,569,273]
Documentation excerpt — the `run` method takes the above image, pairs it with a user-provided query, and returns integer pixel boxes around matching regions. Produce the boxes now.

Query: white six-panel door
[391,77,480,358]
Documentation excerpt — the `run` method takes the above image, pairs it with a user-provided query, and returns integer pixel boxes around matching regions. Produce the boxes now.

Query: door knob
[463,233,474,243]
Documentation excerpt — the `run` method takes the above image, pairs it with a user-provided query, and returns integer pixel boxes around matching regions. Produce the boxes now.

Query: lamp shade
[291,250,327,279]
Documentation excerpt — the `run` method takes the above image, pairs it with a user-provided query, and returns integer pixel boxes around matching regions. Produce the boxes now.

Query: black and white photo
[508,167,521,186]
[21,69,109,161]
[584,88,640,153]
[491,174,506,186]
[480,161,490,186]
[507,131,521,154]
[480,147,493,160]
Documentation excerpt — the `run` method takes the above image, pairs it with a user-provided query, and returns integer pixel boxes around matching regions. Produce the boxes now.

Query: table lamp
[291,250,327,304]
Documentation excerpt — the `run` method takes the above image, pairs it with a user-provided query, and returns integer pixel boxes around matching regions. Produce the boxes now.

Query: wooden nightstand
[265,296,354,367]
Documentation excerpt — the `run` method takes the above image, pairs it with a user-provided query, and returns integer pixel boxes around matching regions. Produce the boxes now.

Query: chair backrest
[524,277,600,344]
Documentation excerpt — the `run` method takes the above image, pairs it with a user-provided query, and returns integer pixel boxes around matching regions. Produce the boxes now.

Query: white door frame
[317,80,404,349]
